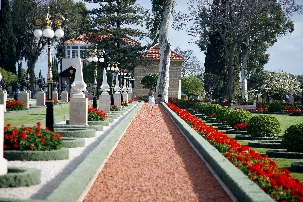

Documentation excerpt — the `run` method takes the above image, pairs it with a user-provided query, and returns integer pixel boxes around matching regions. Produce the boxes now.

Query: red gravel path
[83,103,234,201]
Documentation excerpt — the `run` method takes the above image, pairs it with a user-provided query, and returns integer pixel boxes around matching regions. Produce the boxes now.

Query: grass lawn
[4,105,70,127]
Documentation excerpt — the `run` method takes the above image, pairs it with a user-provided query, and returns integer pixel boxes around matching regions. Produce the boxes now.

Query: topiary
[246,115,281,138]
[226,109,252,127]
[282,124,303,152]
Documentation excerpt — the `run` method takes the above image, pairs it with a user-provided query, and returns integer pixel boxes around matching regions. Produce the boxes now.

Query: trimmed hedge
[54,128,96,138]
[4,148,69,161]
[0,167,41,188]
[246,115,281,138]
[282,123,303,152]
[62,138,85,148]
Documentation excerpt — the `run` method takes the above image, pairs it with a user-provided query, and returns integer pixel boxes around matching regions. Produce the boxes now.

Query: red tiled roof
[64,33,140,45]
[142,44,184,61]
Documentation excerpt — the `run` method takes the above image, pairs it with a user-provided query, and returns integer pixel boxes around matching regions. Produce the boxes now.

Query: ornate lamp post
[87,46,105,108]
[300,84,303,110]
[33,7,65,131]
[107,62,120,105]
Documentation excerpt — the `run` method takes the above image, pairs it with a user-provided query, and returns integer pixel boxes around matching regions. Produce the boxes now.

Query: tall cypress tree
[0,0,17,73]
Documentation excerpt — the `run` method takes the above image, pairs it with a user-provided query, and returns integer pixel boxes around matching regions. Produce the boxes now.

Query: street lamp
[34,6,65,131]
[300,84,303,110]
[107,62,120,105]
[86,46,105,108]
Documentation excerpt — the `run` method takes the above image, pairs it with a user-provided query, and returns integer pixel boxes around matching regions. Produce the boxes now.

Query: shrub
[4,122,62,151]
[215,106,232,123]
[246,115,281,138]
[88,107,107,121]
[193,102,207,113]
[282,124,303,152]
[6,99,26,111]
[203,103,221,116]
[226,109,252,127]
[268,101,284,112]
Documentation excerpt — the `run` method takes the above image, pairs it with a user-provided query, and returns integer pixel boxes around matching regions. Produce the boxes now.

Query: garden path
[83,103,235,201]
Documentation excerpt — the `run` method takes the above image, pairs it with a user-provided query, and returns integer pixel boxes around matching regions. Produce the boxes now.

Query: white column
[0,104,8,175]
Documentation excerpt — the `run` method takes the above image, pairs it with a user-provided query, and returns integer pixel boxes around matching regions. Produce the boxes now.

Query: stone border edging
[0,167,41,188]
[161,103,274,202]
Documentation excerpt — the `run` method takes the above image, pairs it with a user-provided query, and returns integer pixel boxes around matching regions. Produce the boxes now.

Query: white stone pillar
[70,97,88,126]
[122,92,128,104]
[61,91,69,103]
[114,92,121,108]
[99,92,111,113]
[36,91,46,106]
[0,104,8,175]
[19,91,29,108]
[52,91,58,100]
[0,91,7,112]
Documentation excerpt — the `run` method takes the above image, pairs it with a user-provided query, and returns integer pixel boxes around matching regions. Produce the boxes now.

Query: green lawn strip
[4,107,69,127]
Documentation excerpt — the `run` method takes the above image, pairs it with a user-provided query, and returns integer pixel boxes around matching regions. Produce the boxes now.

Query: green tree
[83,0,149,81]
[11,0,90,93]
[140,73,158,90]
[0,68,18,86]
[181,76,203,100]
[0,0,17,73]
[173,0,298,105]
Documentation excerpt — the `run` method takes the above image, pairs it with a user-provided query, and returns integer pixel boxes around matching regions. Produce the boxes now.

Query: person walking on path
[148,88,155,110]
[83,103,234,201]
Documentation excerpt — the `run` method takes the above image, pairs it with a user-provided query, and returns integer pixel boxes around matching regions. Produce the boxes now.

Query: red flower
[20,132,27,140]
[29,145,34,150]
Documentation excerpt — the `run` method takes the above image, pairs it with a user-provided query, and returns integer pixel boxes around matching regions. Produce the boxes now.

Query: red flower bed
[88,107,107,121]
[166,102,303,202]
[4,122,62,151]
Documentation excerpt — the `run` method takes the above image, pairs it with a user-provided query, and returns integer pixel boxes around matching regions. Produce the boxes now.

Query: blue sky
[35,0,303,77]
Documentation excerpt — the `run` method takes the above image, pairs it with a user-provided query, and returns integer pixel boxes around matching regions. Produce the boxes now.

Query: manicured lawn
[4,105,70,127]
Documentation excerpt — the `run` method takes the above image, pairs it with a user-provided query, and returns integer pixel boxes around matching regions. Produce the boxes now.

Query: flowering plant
[6,99,26,111]
[88,107,107,121]
[166,102,303,201]
[284,104,303,115]
[110,104,119,111]
[121,101,128,107]
[53,98,59,105]
[232,122,247,131]
[4,122,62,151]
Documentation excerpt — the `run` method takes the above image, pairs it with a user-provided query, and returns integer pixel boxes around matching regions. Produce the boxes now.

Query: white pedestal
[0,91,7,112]
[99,92,111,113]
[36,91,45,106]
[113,92,121,108]
[0,104,8,175]
[19,91,29,108]
[52,92,58,100]
[61,91,69,102]
[69,97,88,126]
[122,92,128,103]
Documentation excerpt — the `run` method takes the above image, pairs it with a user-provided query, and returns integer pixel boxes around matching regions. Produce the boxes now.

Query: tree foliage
[0,0,17,73]
[81,0,149,74]
[181,76,203,100]
[174,47,204,77]
[173,0,300,105]
[140,73,158,90]
[11,0,90,93]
